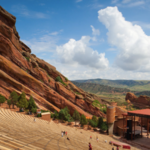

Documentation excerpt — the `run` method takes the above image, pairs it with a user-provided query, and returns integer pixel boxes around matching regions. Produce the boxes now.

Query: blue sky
[1,0,150,80]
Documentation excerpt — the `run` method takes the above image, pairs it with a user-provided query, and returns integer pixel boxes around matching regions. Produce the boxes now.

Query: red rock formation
[0,6,106,117]
[126,92,150,108]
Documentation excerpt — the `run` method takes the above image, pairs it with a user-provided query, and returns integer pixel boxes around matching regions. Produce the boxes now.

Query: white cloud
[56,36,109,69]
[132,21,150,30]
[12,5,48,19]
[98,6,150,71]
[90,25,100,36]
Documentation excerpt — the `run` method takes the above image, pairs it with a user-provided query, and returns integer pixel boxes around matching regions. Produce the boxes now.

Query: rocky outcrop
[126,92,150,108]
[0,6,106,117]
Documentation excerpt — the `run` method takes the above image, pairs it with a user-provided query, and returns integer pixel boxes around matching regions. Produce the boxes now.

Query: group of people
[112,146,119,150]
[61,131,67,137]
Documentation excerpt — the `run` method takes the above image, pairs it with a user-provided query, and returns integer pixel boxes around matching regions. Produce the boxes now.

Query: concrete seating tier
[0,108,142,150]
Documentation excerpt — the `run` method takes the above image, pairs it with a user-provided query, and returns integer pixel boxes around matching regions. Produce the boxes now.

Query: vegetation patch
[24,56,30,62]
[55,76,67,86]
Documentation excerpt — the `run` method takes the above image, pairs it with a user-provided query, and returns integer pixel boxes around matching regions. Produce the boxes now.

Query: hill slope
[72,82,130,94]
[0,6,105,117]
[73,79,150,91]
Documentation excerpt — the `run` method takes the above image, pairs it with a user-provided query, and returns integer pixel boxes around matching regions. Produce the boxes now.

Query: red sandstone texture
[126,92,150,107]
[0,6,106,118]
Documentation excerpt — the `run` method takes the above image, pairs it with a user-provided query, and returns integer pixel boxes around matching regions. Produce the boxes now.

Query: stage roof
[128,109,150,118]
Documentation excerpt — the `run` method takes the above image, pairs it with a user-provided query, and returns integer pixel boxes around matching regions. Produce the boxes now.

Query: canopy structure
[122,109,150,140]
[128,109,150,118]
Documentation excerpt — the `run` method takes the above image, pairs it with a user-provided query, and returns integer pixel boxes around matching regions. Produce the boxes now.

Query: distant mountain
[73,79,150,92]
[72,82,130,94]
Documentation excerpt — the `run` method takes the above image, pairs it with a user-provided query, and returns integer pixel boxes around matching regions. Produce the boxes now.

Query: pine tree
[17,92,28,110]
[0,94,6,106]
[7,99,11,108]
[73,110,80,125]
[97,117,103,128]
[80,114,87,126]
[92,115,97,123]
[28,96,37,112]
[9,91,18,109]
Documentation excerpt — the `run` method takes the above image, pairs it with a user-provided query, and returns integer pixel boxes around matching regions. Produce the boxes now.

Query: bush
[0,94,6,106]
[92,115,97,123]
[7,99,11,108]
[65,77,68,81]
[53,110,59,119]
[9,91,18,108]
[55,76,67,86]
[37,113,41,117]
[101,122,108,131]
[97,117,103,128]
[58,107,73,122]
[73,110,80,125]
[80,114,87,126]
[25,57,30,62]
[89,119,97,128]
[31,107,37,114]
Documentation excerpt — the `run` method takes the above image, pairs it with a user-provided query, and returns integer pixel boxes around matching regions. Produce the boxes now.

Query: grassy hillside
[73,82,130,94]
[73,79,150,91]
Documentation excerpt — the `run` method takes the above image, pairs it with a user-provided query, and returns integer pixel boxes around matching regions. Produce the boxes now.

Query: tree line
[0,91,37,113]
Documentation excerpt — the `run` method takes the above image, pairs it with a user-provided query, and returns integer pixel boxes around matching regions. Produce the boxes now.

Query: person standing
[89,142,92,150]
[61,131,63,137]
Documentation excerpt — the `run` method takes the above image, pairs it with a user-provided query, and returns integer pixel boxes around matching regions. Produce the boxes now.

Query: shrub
[97,117,103,128]
[73,110,80,125]
[25,57,30,62]
[75,92,81,95]
[9,91,18,108]
[31,107,37,114]
[89,119,97,128]
[80,114,87,126]
[58,107,73,122]
[65,77,68,81]
[0,94,6,106]
[92,115,97,123]
[55,76,67,86]
[37,113,41,117]
[48,79,50,82]
[7,99,11,108]
[101,122,108,131]
[53,110,59,119]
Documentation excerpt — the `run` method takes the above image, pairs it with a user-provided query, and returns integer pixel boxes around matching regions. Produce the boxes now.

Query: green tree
[101,122,108,131]
[31,107,37,114]
[97,117,103,128]
[80,114,87,126]
[7,99,11,108]
[0,94,6,106]
[28,96,37,112]
[58,107,73,122]
[17,92,28,110]
[73,110,80,125]
[9,91,18,109]
[89,119,97,128]
[92,115,97,123]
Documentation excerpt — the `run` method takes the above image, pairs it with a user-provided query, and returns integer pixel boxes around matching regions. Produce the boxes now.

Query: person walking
[61,131,63,137]
[116,146,119,150]
[34,118,36,122]
[89,142,92,150]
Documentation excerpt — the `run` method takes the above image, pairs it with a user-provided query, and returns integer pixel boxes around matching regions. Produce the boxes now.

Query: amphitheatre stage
[0,108,147,150]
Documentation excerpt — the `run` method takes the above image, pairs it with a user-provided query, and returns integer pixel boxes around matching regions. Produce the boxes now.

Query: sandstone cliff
[0,6,106,118]
[126,92,150,108]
